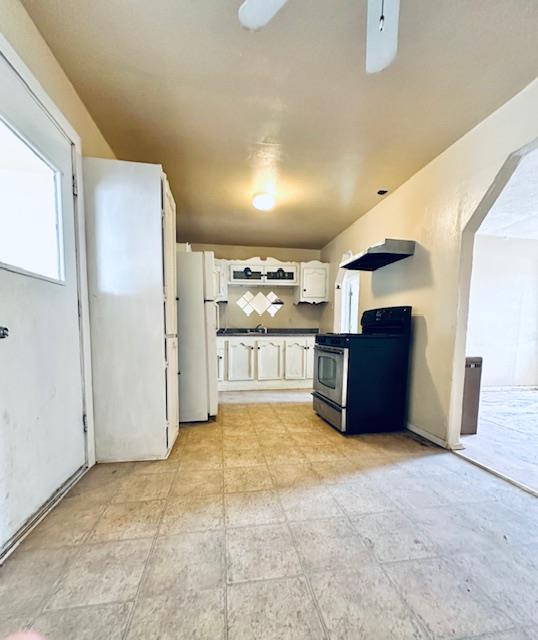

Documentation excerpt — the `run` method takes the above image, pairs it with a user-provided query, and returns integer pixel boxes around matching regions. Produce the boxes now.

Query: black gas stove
[312,306,412,434]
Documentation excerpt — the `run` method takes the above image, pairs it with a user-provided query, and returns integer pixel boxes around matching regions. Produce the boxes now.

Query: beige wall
[467,234,538,388]
[321,80,538,445]
[1,0,114,158]
[219,286,323,331]
[192,244,325,330]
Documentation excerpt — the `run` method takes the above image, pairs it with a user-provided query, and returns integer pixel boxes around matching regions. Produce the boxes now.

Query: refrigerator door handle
[215,302,220,332]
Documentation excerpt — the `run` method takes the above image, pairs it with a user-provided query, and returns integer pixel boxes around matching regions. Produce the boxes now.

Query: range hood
[341,239,415,271]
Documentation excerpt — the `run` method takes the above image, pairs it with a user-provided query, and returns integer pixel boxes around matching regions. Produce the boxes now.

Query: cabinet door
[305,338,315,379]
[285,339,307,379]
[228,339,255,381]
[162,179,177,333]
[217,342,226,381]
[303,266,328,300]
[214,261,228,302]
[257,340,284,380]
[265,263,298,286]
[229,263,265,283]
[165,336,179,446]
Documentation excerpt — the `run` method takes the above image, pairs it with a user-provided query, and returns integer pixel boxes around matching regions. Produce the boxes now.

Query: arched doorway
[448,137,538,492]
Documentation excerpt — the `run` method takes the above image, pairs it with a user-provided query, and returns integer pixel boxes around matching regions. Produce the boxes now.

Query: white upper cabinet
[264,261,298,286]
[295,261,329,303]
[214,259,228,302]
[257,339,284,380]
[229,261,265,284]
[227,258,299,286]
[217,256,329,301]
[227,338,255,381]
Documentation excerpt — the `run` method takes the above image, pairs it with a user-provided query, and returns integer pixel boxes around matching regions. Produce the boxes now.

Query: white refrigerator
[177,249,219,422]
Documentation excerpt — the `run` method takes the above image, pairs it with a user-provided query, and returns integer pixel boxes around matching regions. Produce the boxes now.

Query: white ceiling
[479,149,538,240]
[21,0,538,248]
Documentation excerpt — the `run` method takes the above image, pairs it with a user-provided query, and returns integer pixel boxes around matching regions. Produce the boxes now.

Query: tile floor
[1,402,538,639]
[460,388,538,493]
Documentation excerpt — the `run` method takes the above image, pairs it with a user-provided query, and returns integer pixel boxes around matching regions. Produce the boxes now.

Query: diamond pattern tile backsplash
[236,290,283,317]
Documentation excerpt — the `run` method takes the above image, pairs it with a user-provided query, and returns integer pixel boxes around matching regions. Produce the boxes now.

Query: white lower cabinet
[257,339,284,380]
[306,341,315,379]
[217,341,226,381]
[284,338,307,379]
[218,335,315,390]
[227,339,256,381]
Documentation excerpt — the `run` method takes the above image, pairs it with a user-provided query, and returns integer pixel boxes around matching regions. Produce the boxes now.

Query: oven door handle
[311,391,343,411]
[314,345,346,355]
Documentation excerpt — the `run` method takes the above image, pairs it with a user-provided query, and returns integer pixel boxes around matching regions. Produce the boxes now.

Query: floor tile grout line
[12,402,537,638]
[376,555,517,640]
[336,500,437,640]
[220,474,229,640]
[23,490,117,629]
[119,459,183,640]
[273,472,331,640]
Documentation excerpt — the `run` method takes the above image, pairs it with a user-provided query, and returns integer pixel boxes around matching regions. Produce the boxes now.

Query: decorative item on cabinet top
[213,257,329,304]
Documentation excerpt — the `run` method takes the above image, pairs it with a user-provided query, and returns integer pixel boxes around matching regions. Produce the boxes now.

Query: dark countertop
[217,328,319,337]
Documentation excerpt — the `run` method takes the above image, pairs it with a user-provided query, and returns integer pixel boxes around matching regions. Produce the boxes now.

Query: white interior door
[0,55,86,551]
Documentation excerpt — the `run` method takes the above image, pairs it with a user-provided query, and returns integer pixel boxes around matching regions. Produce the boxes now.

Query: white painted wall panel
[84,158,169,461]
[466,234,538,387]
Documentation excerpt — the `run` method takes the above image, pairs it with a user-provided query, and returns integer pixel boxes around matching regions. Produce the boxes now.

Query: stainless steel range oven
[313,344,348,408]
[312,306,412,434]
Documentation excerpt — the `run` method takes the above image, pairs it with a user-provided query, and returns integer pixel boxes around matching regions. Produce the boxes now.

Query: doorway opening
[457,146,538,493]
[334,253,360,333]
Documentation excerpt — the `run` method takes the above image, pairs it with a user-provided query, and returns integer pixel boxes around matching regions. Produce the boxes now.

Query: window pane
[0,119,63,280]
[318,356,337,389]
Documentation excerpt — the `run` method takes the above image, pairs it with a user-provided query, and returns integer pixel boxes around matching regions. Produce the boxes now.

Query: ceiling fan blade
[366,0,400,74]
[238,0,289,31]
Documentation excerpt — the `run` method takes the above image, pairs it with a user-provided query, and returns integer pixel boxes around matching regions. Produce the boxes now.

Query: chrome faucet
[255,323,268,334]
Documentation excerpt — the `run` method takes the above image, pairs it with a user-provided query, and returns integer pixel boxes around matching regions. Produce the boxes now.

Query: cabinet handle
[303,289,307,292]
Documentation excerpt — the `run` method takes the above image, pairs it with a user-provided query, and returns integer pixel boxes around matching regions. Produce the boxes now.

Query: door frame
[0,34,96,550]
[446,137,538,449]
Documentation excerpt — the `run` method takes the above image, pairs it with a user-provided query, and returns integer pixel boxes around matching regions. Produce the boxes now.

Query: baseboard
[407,422,449,449]
[218,380,313,391]
[1,465,89,564]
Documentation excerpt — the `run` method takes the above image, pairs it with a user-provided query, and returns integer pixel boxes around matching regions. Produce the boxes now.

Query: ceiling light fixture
[252,192,276,211]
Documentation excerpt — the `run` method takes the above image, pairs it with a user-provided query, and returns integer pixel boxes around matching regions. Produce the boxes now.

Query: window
[0,118,63,281]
